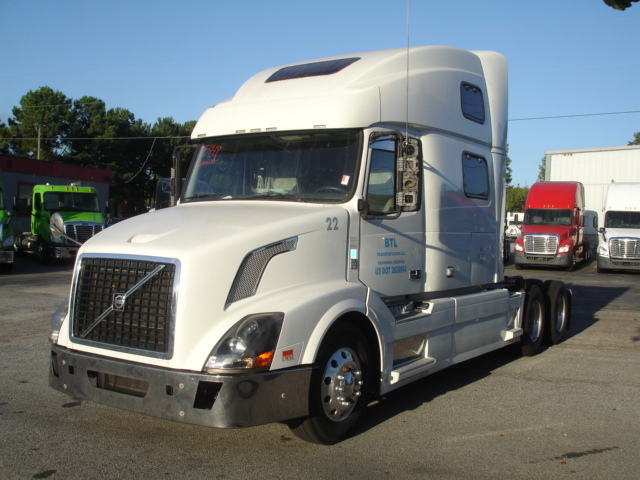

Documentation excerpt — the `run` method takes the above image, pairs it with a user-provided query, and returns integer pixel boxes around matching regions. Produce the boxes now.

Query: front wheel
[35,238,51,265]
[289,324,374,444]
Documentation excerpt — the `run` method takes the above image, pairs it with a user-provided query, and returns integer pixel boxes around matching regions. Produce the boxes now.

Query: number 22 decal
[326,217,339,231]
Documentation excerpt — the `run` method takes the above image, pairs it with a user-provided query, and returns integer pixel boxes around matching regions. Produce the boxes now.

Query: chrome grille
[524,234,558,255]
[64,223,104,244]
[71,257,176,358]
[609,238,640,260]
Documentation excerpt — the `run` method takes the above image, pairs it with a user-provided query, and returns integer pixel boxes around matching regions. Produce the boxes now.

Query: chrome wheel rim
[320,348,363,421]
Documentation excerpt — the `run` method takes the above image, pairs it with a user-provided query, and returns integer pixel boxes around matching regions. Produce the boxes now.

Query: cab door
[358,134,425,298]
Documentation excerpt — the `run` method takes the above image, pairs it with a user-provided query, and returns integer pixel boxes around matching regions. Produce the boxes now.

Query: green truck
[0,180,15,271]
[14,185,105,262]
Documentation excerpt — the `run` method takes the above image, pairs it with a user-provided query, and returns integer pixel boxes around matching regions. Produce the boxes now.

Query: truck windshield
[605,211,640,229]
[44,192,100,213]
[182,130,361,203]
[524,208,572,226]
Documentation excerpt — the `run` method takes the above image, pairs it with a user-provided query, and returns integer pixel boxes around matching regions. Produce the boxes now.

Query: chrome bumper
[49,345,311,428]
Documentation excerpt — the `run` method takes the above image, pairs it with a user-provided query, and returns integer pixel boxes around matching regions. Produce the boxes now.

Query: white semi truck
[49,46,569,444]
[597,182,640,272]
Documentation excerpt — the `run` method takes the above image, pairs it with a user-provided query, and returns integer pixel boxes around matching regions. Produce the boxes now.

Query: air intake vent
[227,238,298,305]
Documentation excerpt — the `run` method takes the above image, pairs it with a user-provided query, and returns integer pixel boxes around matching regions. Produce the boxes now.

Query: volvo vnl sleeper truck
[597,182,640,272]
[48,46,570,444]
[514,181,588,271]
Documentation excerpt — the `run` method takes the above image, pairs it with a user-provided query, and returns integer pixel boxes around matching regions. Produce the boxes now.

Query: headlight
[597,245,609,257]
[558,244,571,254]
[50,299,69,344]
[203,313,284,373]
[50,233,64,243]
[515,243,523,252]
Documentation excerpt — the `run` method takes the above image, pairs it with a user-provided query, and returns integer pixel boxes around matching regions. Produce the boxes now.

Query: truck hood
[601,227,640,240]
[55,211,104,224]
[519,225,575,243]
[72,201,351,369]
[82,201,344,260]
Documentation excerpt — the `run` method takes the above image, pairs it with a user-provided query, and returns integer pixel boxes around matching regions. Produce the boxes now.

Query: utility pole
[35,123,44,160]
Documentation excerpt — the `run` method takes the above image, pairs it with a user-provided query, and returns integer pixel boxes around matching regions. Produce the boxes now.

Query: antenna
[405,0,411,141]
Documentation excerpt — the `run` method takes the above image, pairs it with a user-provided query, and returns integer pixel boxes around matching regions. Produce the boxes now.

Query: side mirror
[598,227,604,234]
[358,199,370,218]
[397,139,420,212]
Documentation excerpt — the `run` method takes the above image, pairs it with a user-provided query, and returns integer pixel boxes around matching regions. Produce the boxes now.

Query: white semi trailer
[49,46,569,444]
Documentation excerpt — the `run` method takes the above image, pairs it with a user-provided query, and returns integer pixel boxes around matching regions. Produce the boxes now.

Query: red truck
[514,181,589,271]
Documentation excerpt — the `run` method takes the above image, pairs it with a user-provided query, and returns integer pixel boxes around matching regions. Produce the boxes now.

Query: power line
[2,109,639,143]
[0,135,190,141]
[510,110,640,121]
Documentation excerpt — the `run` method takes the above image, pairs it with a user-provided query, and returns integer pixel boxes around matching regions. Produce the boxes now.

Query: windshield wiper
[249,192,297,201]
[183,193,225,202]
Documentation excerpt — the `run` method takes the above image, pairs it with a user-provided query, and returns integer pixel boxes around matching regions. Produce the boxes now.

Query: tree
[538,156,547,182]
[2,86,195,215]
[603,0,639,10]
[505,155,513,185]
[629,131,640,145]
[7,87,73,160]
[505,185,529,212]
[0,120,9,155]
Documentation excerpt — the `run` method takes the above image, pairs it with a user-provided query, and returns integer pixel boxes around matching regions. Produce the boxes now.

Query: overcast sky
[1,0,639,186]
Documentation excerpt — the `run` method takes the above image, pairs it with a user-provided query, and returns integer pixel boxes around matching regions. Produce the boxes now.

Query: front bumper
[48,245,79,259]
[597,255,640,272]
[0,249,13,264]
[50,345,312,428]
[514,251,573,268]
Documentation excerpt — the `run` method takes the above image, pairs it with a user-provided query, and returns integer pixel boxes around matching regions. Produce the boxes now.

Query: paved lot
[1,255,638,480]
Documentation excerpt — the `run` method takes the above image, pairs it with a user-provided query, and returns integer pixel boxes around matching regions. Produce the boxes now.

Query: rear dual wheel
[543,280,570,345]
[521,284,545,356]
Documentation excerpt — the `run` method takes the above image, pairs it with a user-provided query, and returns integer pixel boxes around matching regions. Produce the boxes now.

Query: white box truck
[49,46,569,444]
[597,182,640,272]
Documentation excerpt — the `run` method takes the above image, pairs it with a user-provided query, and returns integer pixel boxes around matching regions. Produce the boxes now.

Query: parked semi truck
[597,182,640,272]
[0,180,15,271]
[514,181,589,271]
[15,184,105,263]
[48,46,570,444]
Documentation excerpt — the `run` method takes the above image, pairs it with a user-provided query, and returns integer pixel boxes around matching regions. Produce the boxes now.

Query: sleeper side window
[460,82,485,124]
[462,152,490,200]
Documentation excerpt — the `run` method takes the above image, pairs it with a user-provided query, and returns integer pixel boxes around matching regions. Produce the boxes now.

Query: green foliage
[629,131,640,145]
[2,86,194,215]
[538,156,546,182]
[603,0,638,10]
[7,87,73,160]
[505,155,512,185]
[505,185,529,212]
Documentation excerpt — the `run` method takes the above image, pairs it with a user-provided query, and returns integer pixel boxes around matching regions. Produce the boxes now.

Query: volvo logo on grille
[113,293,126,311]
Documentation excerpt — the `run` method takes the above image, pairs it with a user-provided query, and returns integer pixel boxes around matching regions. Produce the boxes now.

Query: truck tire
[543,280,570,345]
[289,324,373,444]
[565,252,575,272]
[521,284,545,356]
[36,238,50,265]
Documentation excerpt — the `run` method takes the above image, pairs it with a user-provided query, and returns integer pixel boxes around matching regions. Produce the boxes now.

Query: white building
[545,144,640,245]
